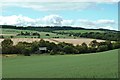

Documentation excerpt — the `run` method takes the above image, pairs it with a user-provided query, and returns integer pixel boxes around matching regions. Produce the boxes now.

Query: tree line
[1,39,120,56]
[53,31,120,41]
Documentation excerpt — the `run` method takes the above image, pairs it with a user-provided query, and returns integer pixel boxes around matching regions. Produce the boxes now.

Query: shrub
[97,45,108,52]
[88,47,97,53]
[63,45,76,54]
[112,41,120,49]
[23,48,31,56]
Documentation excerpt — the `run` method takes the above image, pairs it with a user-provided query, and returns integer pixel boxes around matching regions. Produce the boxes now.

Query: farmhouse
[39,47,47,51]
[36,47,47,53]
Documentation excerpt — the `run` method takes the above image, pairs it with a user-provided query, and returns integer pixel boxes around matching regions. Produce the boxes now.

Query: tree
[1,39,13,47]
[81,42,88,53]
[31,41,39,53]
[105,40,113,50]
[39,39,46,47]
[0,35,4,38]
[112,41,120,49]
[75,45,84,53]
[89,40,98,48]
[23,47,31,56]
[38,35,40,38]
[45,34,50,36]
[10,36,14,38]
[15,42,32,55]
[1,39,14,54]
[63,45,77,54]
[20,31,24,35]
[88,47,97,53]
[97,45,108,52]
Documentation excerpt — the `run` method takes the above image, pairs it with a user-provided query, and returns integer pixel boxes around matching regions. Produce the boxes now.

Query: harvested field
[52,38,105,45]
[0,38,105,45]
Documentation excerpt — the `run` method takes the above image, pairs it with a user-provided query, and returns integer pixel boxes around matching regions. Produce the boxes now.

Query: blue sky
[0,2,118,30]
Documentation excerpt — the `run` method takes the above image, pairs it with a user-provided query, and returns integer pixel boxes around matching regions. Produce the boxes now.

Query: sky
[0,1,119,30]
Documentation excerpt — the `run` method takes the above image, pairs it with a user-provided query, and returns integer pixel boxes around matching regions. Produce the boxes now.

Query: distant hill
[0,25,118,32]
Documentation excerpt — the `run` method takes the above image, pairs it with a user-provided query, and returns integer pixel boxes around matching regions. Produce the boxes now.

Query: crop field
[2,49,118,78]
[0,38,104,45]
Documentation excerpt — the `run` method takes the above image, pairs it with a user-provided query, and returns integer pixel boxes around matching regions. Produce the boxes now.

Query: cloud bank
[1,2,95,11]
[0,14,117,30]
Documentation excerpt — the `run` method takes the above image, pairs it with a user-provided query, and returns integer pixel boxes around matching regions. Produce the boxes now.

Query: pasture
[2,49,118,78]
[1,28,72,39]
[1,28,105,39]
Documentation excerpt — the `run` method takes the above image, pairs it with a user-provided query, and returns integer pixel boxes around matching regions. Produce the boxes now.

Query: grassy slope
[3,49,118,78]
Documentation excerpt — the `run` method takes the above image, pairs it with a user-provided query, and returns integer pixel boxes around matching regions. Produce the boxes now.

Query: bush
[15,42,32,55]
[97,45,108,52]
[45,34,50,36]
[63,45,76,54]
[23,48,31,56]
[0,35,4,38]
[112,41,120,49]
[59,51,65,55]
[88,47,97,53]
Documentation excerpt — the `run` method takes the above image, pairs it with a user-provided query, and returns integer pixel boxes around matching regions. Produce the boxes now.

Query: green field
[54,30,104,33]
[1,28,105,39]
[2,49,118,78]
[1,28,73,39]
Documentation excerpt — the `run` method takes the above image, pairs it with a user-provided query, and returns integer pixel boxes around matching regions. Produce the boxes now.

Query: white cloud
[77,19,96,26]
[76,19,116,27]
[42,15,63,26]
[0,15,34,26]
[0,15,117,30]
[99,26,117,30]
[1,1,118,12]
[1,2,94,11]
[62,20,75,26]
[96,19,115,25]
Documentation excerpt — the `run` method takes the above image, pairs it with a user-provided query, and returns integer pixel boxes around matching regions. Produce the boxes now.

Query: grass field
[2,49,118,78]
[1,28,72,39]
[1,28,105,39]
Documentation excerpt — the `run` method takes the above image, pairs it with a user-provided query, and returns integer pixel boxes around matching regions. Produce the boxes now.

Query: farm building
[35,47,47,54]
